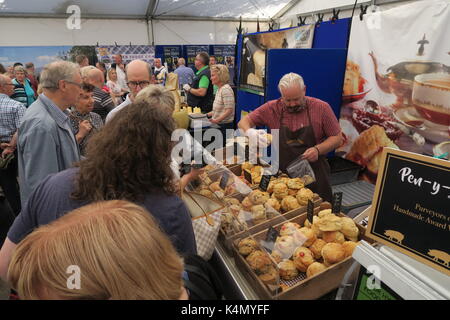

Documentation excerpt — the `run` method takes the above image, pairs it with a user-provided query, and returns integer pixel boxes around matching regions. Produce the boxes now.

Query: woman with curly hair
[0,86,196,281]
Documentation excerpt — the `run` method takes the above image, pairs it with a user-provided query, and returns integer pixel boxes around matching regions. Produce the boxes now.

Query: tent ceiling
[0,0,292,20]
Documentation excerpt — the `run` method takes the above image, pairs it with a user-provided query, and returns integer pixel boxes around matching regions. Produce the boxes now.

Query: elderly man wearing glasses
[17,61,82,205]
[105,60,152,123]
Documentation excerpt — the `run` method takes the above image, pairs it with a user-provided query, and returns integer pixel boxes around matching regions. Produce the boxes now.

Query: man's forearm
[237,116,254,133]
[9,132,18,148]
[189,88,207,97]
[316,134,342,155]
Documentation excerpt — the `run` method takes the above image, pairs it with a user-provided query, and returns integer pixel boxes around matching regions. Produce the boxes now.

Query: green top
[196,66,210,89]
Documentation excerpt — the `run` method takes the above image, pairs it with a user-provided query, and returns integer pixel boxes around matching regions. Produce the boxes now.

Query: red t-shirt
[248,97,341,144]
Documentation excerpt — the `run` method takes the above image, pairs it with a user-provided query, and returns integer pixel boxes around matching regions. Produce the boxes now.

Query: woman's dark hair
[0,64,6,74]
[72,91,177,202]
[81,82,95,93]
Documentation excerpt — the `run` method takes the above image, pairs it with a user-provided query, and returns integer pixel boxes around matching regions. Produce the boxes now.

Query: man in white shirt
[105,60,152,123]
[153,58,167,85]
[112,54,129,91]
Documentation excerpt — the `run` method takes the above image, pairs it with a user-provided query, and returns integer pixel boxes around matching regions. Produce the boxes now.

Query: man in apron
[238,73,342,202]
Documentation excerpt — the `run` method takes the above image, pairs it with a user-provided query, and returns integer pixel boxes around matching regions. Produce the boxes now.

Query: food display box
[231,213,370,300]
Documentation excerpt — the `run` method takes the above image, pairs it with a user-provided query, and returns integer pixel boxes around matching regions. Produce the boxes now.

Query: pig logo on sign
[383,230,404,244]
[427,250,450,267]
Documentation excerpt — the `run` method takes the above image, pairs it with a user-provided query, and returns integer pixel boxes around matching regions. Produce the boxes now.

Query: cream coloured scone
[224,197,241,206]
[293,247,315,273]
[273,182,288,195]
[322,243,345,266]
[317,214,343,232]
[274,235,297,259]
[258,266,279,285]
[309,239,327,259]
[306,262,327,278]
[287,178,305,190]
[342,241,359,258]
[322,231,346,244]
[251,204,267,224]
[279,222,301,236]
[249,190,270,205]
[281,196,301,212]
[341,217,360,242]
[264,198,281,212]
[241,162,254,171]
[246,250,273,274]
[318,209,332,217]
[287,189,299,196]
[278,260,299,281]
[296,188,314,206]
[298,227,317,247]
[241,196,254,210]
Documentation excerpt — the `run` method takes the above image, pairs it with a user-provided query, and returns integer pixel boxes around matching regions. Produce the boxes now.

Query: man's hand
[302,147,319,162]
[183,84,191,92]
[246,128,269,148]
[78,120,92,137]
[209,118,219,124]
[0,143,15,158]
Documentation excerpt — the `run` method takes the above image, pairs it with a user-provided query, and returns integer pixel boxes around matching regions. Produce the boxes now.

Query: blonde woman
[207,64,235,142]
[7,200,188,300]
[106,68,127,105]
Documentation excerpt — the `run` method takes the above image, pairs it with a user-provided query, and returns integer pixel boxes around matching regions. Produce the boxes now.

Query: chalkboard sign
[307,200,314,224]
[367,148,450,276]
[162,46,181,72]
[332,192,343,214]
[212,45,235,66]
[219,171,229,190]
[259,175,271,191]
[185,45,209,68]
[243,169,252,184]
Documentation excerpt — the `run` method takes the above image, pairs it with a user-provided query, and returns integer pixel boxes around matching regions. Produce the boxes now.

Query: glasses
[64,80,83,89]
[127,81,150,89]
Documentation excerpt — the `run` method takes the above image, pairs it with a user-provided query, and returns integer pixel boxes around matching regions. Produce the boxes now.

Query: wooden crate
[232,213,370,300]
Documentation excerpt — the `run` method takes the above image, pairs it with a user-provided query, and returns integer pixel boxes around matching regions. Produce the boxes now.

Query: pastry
[258,266,279,285]
[302,175,315,185]
[238,237,259,257]
[309,239,327,259]
[264,198,281,212]
[278,260,299,281]
[279,222,301,237]
[281,196,300,212]
[273,182,288,195]
[296,188,314,206]
[287,178,304,190]
[287,189,299,196]
[298,227,317,247]
[306,262,327,278]
[318,209,332,217]
[342,241,359,258]
[246,250,273,274]
[241,196,253,210]
[341,217,360,242]
[248,190,270,205]
[293,247,315,272]
[266,180,276,194]
[271,250,283,264]
[322,231,346,244]
[251,205,267,224]
[274,235,297,259]
[317,214,343,232]
[209,181,223,193]
[321,243,345,266]
[320,202,332,210]
[199,189,214,199]
[224,197,240,206]
[229,204,242,216]
[250,165,263,176]
[241,162,254,171]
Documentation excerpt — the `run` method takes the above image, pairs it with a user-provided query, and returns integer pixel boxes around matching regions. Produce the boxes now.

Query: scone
[342,241,359,258]
[309,239,327,259]
[279,222,301,237]
[273,183,288,196]
[322,243,345,266]
[298,227,317,247]
[246,250,273,274]
[258,266,279,285]
[238,237,259,257]
[264,198,281,212]
[306,262,327,278]
[251,205,267,224]
[224,197,241,206]
[293,247,315,272]
[241,196,254,210]
[241,162,254,171]
[318,209,332,217]
[317,214,343,232]
[224,184,237,196]
[271,250,283,264]
[287,178,304,190]
[296,188,314,206]
[274,235,297,259]
[249,190,270,205]
[287,189,299,196]
[341,217,360,242]
[278,260,299,281]
[281,196,300,212]
[322,231,346,244]
[199,189,214,199]
[229,204,242,216]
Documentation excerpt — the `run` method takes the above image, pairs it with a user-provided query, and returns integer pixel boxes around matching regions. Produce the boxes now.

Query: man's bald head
[0,74,14,96]
[87,68,105,88]
[125,60,152,98]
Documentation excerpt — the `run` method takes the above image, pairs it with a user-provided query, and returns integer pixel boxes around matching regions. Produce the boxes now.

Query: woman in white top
[106,68,127,105]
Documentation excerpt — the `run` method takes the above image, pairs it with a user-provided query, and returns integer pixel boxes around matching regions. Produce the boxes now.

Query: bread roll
[298,227,317,247]
[281,196,301,212]
[341,217,360,241]
[321,243,345,266]
[293,247,315,272]
[309,239,327,259]
[306,262,327,278]
[278,260,299,281]
[342,241,359,258]
[296,188,314,206]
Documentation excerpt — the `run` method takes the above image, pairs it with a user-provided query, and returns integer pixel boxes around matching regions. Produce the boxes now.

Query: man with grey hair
[174,58,194,90]
[105,59,152,123]
[17,61,82,205]
[238,72,342,201]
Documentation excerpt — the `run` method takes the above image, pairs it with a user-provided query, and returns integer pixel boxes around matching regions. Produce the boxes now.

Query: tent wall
[0,18,267,46]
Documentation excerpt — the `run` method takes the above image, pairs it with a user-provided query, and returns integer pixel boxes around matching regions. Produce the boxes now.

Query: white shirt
[105,94,132,123]
[115,65,128,91]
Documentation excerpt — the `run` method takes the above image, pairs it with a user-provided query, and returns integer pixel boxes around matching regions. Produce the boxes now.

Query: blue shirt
[8,167,197,256]
[0,93,26,142]
[174,65,195,88]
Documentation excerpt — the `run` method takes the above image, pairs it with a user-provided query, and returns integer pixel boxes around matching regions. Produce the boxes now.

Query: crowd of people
[0,51,233,300]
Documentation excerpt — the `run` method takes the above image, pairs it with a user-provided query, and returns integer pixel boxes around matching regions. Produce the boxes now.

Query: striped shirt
[248,97,341,144]
[92,87,115,121]
[212,84,235,124]
[0,93,26,142]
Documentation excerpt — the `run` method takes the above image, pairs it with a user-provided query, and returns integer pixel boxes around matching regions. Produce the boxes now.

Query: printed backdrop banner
[337,0,450,184]
[96,45,155,66]
[239,24,315,92]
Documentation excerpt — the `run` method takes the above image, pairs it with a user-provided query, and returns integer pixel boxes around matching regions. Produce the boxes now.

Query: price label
[307,199,314,224]
[243,169,252,184]
[219,171,229,190]
[259,175,271,192]
[332,192,343,214]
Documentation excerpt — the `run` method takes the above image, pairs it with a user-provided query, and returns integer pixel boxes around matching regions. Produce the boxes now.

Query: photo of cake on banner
[337,1,450,184]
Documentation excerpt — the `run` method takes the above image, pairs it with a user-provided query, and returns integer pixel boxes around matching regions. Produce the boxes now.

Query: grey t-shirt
[8,167,197,255]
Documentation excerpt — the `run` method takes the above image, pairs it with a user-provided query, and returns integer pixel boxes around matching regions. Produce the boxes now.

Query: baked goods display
[343,60,366,96]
